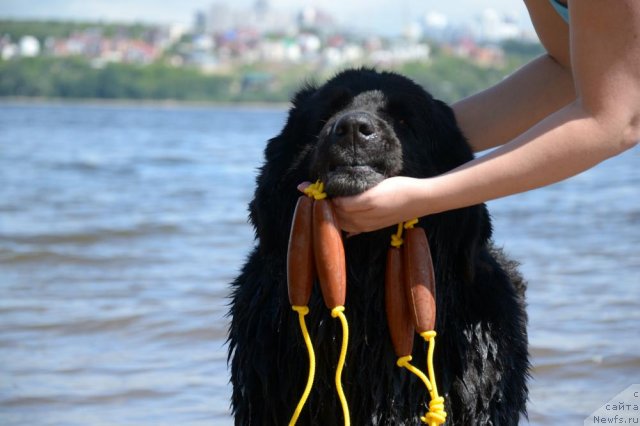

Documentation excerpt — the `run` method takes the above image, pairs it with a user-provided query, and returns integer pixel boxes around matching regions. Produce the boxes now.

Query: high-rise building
[209,3,235,34]
[254,0,269,16]
[193,11,207,35]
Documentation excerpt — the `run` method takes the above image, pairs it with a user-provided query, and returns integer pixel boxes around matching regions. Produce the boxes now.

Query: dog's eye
[393,116,416,135]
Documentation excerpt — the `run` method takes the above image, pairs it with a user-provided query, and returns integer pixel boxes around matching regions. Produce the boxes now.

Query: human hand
[297,176,429,233]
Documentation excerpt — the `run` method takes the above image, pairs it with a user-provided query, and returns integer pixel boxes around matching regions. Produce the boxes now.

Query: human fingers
[334,176,425,232]
[332,191,375,213]
[297,181,312,193]
[333,200,383,233]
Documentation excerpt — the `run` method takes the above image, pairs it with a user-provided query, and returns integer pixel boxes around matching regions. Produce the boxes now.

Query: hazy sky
[0,0,532,34]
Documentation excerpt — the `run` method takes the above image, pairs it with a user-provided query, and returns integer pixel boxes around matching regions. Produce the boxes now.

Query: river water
[1,101,638,425]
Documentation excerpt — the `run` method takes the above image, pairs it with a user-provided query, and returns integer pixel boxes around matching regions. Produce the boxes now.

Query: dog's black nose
[332,111,377,142]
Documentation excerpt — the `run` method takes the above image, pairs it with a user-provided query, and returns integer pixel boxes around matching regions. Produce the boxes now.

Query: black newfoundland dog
[228,68,529,425]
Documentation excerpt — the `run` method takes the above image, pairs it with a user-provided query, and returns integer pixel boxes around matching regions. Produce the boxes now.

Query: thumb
[297,181,312,193]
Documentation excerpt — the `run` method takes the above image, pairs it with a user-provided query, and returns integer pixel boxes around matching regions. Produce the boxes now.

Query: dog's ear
[264,83,317,163]
[249,84,318,254]
[421,99,492,283]
[457,203,492,283]
[291,83,317,109]
[427,202,492,285]
[427,99,475,174]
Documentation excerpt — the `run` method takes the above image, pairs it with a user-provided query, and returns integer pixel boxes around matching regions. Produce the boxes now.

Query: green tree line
[0,57,235,101]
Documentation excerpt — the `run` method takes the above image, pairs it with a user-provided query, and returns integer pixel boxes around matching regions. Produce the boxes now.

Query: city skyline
[1,0,534,35]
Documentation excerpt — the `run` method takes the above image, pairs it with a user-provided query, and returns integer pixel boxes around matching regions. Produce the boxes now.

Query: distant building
[297,6,336,33]
[421,11,450,41]
[254,0,269,17]
[167,24,187,45]
[209,3,235,34]
[19,36,40,57]
[193,11,207,35]
[475,9,521,41]
[1,43,18,60]
[201,1,294,35]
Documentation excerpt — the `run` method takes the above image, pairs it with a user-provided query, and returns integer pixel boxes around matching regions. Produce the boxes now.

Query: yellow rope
[303,180,327,200]
[397,355,432,392]
[403,218,419,230]
[289,306,316,426]
[390,218,420,247]
[390,222,404,247]
[419,331,446,426]
[331,306,351,426]
[397,334,446,426]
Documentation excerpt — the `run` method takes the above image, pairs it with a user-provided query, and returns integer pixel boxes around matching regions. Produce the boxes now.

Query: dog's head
[251,68,490,271]
[310,89,403,197]
[297,69,476,197]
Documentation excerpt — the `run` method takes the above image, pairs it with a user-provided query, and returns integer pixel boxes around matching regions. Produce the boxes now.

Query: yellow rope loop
[303,180,327,200]
[403,218,419,229]
[330,306,351,426]
[330,305,345,318]
[390,222,404,247]
[292,305,310,316]
[289,305,316,426]
[420,397,447,425]
[391,218,419,246]
[421,330,437,340]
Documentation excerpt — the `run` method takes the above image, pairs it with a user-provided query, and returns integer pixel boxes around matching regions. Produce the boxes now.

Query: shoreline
[0,96,290,110]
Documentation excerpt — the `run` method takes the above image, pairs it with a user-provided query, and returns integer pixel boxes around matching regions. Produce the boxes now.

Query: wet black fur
[228,69,529,425]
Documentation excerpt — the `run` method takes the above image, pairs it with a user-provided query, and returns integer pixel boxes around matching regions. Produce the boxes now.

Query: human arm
[447,0,575,153]
[452,54,575,153]
[333,0,640,233]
